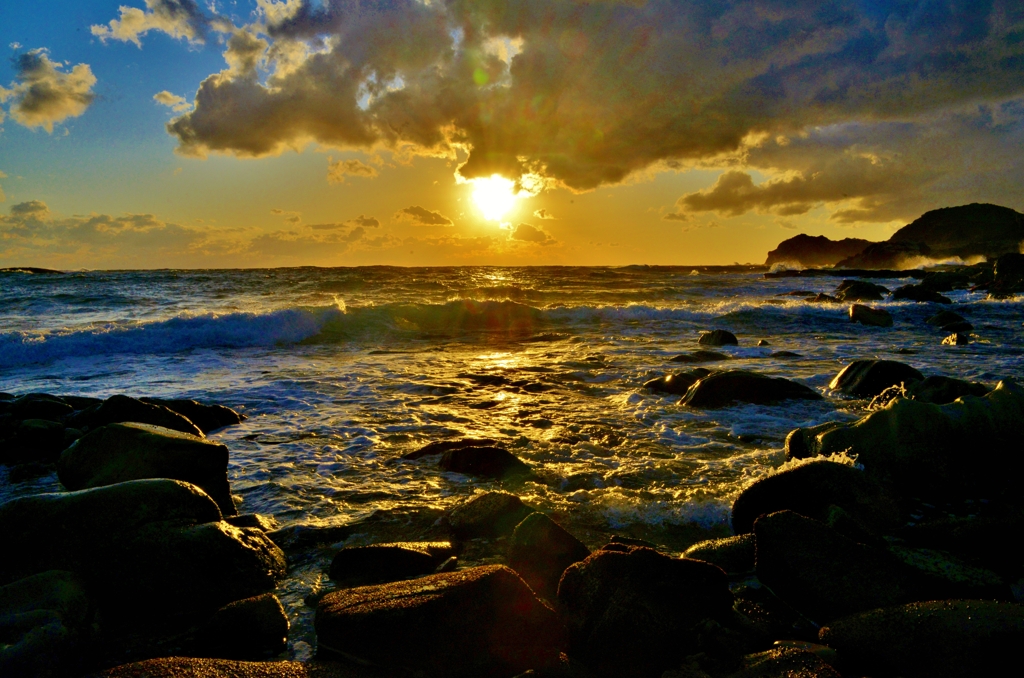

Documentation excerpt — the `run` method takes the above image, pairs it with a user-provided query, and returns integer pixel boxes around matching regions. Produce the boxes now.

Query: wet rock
[809,293,840,303]
[770,350,801,358]
[942,332,971,345]
[698,329,739,346]
[266,524,354,555]
[926,309,967,326]
[65,394,203,437]
[898,513,1024,578]
[329,542,456,587]
[888,545,1008,600]
[848,303,893,327]
[62,395,102,411]
[607,535,659,549]
[57,422,235,516]
[828,359,924,398]
[783,422,843,460]
[834,279,889,301]
[225,513,277,532]
[729,647,841,678]
[439,446,532,481]
[195,593,288,659]
[644,369,709,395]
[732,584,818,644]
[989,251,1024,297]
[818,599,1024,678]
[756,339,770,347]
[905,375,988,404]
[140,398,246,434]
[891,284,952,303]
[941,320,974,332]
[508,513,590,600]
[558,546,733,677]
[731,461,899,535]
[681,371,822,408]
[315,565,564,678]
[94,657,378,677]
[402,437,499,460]
[671,350,731,363]
[754,511,912,623]
[683,534,755,574]
[0,419,66,465]
[0,479,222,582]
[805,380,1024,498]
[444,492,535,539]
[6,394,74,423]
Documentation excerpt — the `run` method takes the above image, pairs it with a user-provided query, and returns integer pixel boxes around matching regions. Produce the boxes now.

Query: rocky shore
[3,297,1024,677]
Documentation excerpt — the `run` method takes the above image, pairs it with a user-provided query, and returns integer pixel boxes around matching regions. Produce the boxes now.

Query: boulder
[729,647,841,678]
[65,394,203,437]
[731,584,819,644]
[804,380,1024,498]
[670,350,730,363]
[989,251,1024,296]
[891,284,952,304]
[698,330,738,346]
[329,542,456,586]
[941,320,974,332]
[195,593,288,659]
[731,461,899,535]
[225,513,277,532]
[438,446,532,481]
[315,565,564,677]
[834,280,889,301]
[56,422,235,516]
[783,422,845,460]
[898,513,1024,578]
[764,234,873,268]
[810,293,840,303]
[681,371,822,408]
[828,359,923,398]
[835,240,932,269]
[140,398,246,434]
[557,546,733,677]
[0,419,66,465]
[756,339,770,346]
[0,479,222,582]
[644,369,709,395]
[5,394,74,422]
[926,309,967,326]
[754,511,912,623]
[683,534,755,574]
[444,492,535,539]
[848,303,893,327]
[819,599,1024,678]
[507,513,590,600]
[905,375,988,404]
[403,437,498,460]
[888,545,1007,600]
[942,332,970,345]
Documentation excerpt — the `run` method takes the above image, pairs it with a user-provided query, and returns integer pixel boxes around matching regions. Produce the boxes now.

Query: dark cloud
[662,212,689,221]
[0,49,96,132]
[509,222,555,245]
[327,157,379,183]
[533,208,555,219]
[349,214,380,228]
[10,200,50,217]
[397,205,454,226]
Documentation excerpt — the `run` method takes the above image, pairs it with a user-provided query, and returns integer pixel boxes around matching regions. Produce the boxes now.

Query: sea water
[1,265,1022,654]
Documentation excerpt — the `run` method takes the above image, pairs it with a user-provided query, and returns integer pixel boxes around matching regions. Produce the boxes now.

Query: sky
[2,0,1023,268]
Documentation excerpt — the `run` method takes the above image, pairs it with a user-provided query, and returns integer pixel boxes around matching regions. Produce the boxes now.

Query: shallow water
[2,265,1022,656]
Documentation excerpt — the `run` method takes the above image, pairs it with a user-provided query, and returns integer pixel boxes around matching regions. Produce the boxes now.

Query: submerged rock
[848,303,893,327]
[139,398,245,434]
[66,394,203,437]
[402,437,499,460]
[942,332,971,345]
[698,329,738,346]
[315,565,564,677]
[507,513,590,600]
[644,368,710,395]
[56,422,235,516]
[829,359,923,398]
[683,534,755,574]
[681,371,822,408]
[891,284,952,303]
[444,491,535,539]
[329,542,456,586]
[438,446,532,481]
[819,599,1024,678]
[834,280,889,302]
[926,309,967,326]
[194,592,288,660]
[670,350,730,363]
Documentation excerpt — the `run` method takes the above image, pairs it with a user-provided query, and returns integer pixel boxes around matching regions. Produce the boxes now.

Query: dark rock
[819,599,1024,678]
[445,492,535,539]
[888,545,1007,600]
[266,524,354,555]
[926,309,966,326]
[899,513,1024,578]
[402,437,499,460]
[729,647,841,677]
[809,293,840,303]
[439,446,532,481]
[889,203,1024,259]
[919,269,973,292]
[0,419,66,465]
[698,329,738,346]
[644,369,708,395]
[770,350,801,358]
[681,371,822,409]
[607,535,659,549]
[0,479,222,583]
[65,394,203,437]
[56,422,235,516]
[670,350,730,363]
[195,593,288,659]
[315,565,564,678]
[942,332,971,345]
[906,375,988,404]
[225,513,277,532]
[683,534,755,574]
[557,546,733,677]
[507,513,590,600]
[756,339,770,346]
[764,234,873,268]
[6,394,74,423]
[835,240,932,269]
[732,461,899,535]
[783,423,844,460]
[329,542,456,586]
[941,320,973,332]
[989,251,1024,296]
[828,359,924,398]
[834,279,889,301]
[731,584,818,644]
[891,284,952,304]
[754,511,912,623]
[61,396,102,411]
[848,303,893,327]
[94,657,380,677]
[140,398,245,434]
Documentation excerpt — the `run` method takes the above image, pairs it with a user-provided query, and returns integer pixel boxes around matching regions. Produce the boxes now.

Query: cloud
[0,171,6,203]
[396,205,453,226]
[327,157,379,184]
[90,0,221,48]
[10,200,49,217]
[270,208,302,224]
[154,90,191,112]
[348,214,379,228]
[662,212,689,222]
[0,49,96,132]
[533,208,556,220]
[509,223,555,246]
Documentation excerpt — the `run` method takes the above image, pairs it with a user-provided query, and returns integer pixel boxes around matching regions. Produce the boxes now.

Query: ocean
[2,265,1022,656]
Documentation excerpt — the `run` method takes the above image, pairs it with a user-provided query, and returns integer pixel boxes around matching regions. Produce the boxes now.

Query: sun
[471,175,518,221]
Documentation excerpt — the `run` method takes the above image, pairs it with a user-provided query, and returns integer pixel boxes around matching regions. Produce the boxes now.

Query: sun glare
[471,175,518,221]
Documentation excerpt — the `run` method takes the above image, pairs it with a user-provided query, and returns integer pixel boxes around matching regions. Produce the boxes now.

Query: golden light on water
[471,175,519,221]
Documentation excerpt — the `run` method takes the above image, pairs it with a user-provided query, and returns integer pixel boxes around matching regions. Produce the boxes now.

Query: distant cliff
[764,234,874,267]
